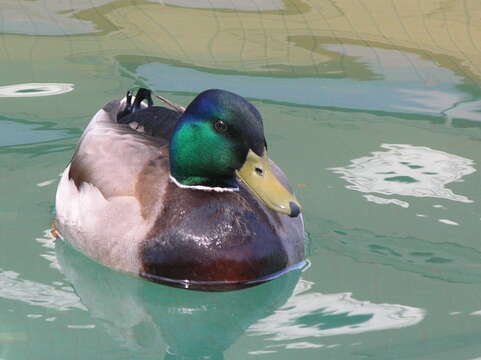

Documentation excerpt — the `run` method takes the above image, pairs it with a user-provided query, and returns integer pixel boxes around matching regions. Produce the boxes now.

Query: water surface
[2,1,481,359]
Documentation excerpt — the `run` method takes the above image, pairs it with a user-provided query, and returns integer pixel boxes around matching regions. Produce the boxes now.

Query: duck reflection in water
[55,240,301,359]
[54,237,424,358]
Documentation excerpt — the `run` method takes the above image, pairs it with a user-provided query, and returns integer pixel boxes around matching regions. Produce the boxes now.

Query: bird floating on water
[55,88,305,290]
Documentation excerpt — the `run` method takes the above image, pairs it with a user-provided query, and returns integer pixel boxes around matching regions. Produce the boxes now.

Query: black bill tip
[289,201,301,218]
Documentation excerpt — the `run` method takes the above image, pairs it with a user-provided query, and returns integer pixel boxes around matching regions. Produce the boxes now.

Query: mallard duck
[55,88,305,290]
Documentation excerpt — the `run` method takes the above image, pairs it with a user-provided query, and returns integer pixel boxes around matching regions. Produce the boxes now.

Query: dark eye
[213,119,227,133]
[255,167,264,176]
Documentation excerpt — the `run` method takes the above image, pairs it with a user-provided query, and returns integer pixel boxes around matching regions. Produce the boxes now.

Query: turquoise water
[2,1,481,359]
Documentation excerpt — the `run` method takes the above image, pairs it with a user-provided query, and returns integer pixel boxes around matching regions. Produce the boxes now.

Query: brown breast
[139,181,291,289]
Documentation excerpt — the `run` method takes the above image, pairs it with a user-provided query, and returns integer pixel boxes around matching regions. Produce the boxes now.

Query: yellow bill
[236,150,302,217]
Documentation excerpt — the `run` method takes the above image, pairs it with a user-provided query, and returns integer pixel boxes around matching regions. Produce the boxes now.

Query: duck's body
[55,89,304,289]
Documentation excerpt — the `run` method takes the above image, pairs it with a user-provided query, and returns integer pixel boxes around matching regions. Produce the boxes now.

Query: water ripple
[0,83,74,97]
[0,270,84,311]
[248,279,424,341]
[331,144,475,204]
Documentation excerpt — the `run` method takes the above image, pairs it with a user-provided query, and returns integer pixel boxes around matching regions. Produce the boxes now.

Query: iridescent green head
[169,89,265,187]
[169,89,302,217]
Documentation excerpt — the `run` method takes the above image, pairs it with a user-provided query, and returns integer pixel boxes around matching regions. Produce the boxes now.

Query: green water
[2,1,481,359]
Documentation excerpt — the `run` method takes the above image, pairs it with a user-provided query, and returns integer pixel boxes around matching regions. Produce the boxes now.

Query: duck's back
[56,99,179,273]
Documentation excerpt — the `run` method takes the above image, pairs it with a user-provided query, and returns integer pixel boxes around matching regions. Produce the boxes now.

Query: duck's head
[169,89,301,217]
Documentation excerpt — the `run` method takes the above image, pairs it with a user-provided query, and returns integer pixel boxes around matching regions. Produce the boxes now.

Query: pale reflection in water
[395,89,464,115]
[363,195,409,208]
[331,144,475,207]
[248,279,424,341]
[0,269,85,311]
[445,100,481,122]
[1,0,284,35]
[136,42,481,121]
[1,0,114,35]
[0,234,423,358]
[0,83,74,97]
[156,0,284,11]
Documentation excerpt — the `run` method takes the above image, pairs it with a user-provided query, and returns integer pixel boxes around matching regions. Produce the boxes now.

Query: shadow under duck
[55,88,305,290]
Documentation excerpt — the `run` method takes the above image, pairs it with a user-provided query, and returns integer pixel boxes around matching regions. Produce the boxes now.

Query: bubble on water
[331,144,475,204]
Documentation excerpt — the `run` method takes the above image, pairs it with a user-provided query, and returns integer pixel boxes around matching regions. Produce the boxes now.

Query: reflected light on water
[0,0,284,35]
[438,219,460,226]
[0,270,85,311]
[0,229,425,355]
[0,83,74,97]
[445,100,481,122]
[157,0,284,11]
[363,195,410,208]
[36,229,60,270]
[331,144,475,206]
[0,234,84,312]
[249,279,424,341]
[395,89,464,115]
